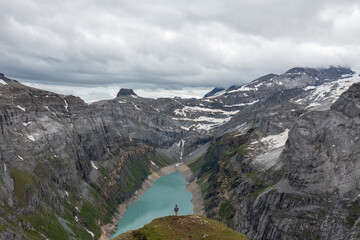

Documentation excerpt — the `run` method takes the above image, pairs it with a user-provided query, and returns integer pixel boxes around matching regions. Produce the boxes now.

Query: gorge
[0,66,360,239]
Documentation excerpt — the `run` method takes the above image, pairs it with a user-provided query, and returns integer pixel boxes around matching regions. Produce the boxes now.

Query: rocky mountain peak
[117,88,137,97]
[331,82,360,118]
[203,87,225,98]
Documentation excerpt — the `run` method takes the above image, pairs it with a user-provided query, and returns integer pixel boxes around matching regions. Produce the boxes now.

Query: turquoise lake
[110,171,194,239]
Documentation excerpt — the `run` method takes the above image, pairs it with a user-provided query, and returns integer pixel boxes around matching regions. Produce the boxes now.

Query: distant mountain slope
[113,215,248,240]
[188,82,360,239]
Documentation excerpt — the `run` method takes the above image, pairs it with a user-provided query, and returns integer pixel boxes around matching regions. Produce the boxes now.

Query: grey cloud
[1,0,360,100]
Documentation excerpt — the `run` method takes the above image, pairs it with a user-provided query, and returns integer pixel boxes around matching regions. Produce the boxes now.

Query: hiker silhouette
[174,204,179,216]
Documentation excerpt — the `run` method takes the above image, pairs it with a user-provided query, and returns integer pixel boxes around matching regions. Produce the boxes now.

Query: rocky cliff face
[0,76,178,239]
[189,79,360,239]
[0,67,359,240]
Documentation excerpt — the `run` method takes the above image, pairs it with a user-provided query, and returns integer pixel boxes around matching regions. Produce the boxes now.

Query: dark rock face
[0,67,359,239]
[203,87,225,98]
[117,88,137,97]
[331,82,360,118]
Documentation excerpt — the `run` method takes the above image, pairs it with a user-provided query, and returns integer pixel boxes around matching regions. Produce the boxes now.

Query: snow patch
[27,135,36,142]
[306,102,321,109]
[174,106,239,116]
[295,72,360,110]
[132,102,141,111]
[228,85,258,93]
[181,125,192,131]
[206,90,226,98]
[75,207,80,212]
[91,161,98,170]
[260,129,289,149]
[84,227,95,239]
[173,116,231,124]
[64,99,69,111]
[23,121,32,126]
[253,147,284,170]
[118,100,127,104]
[194,123,214,131]
[152,106,160,113]
[150,161,156,166]
[0,79,7,85]
[179,139,185,159]
[17,105,26,111]
[304,86,316,91]
[4,163,6,172]
[224,100,259,107]
[17,154,24,161]
[174,108,187,116]
[65,191,69,197]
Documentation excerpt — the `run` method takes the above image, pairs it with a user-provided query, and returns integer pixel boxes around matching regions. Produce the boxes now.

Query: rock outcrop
[113,215,248,240]
[116,88,137,97]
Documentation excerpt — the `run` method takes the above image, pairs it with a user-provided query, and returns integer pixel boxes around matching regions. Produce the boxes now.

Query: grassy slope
[114,215,248,240]
[187,129,283,229]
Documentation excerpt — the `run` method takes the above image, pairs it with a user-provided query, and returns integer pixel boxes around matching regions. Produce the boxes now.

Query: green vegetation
[188,155,206,174]
[248,186,269,198]
[10,167,35,201]
[78,200,99,236]
[117,151,172,198]
[0,224,6,232]
[346,200,360,227]
[148,152,171,167]
[302,230,320,240]
[129,158,151,186]
[114,215,248,240]
[22,213,73,240]
[246,171,266,186]
[187,131,254,227]
[219,200,235,220]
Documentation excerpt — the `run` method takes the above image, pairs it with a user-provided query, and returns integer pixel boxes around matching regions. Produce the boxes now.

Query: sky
[1,0,360,102]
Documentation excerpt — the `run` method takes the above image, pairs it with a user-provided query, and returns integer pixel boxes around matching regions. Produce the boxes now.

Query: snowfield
[295,72,360,110]
[260,129,289,149]
[0,80,7,85]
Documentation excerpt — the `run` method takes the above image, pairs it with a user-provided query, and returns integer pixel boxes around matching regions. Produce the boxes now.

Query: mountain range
[0,66,359,239]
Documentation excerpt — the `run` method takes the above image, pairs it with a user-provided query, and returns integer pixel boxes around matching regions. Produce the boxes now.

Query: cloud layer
[1,0,360,101]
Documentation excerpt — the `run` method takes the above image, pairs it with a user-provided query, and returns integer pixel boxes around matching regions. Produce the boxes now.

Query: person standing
[174,204,179,216]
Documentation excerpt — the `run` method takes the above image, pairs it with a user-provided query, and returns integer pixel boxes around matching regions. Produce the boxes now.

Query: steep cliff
[0,75,177,239]
[189,82,360,239]
[0,67,359,240]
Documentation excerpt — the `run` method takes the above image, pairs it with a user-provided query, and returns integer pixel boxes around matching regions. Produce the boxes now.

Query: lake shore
[100,163,204,240]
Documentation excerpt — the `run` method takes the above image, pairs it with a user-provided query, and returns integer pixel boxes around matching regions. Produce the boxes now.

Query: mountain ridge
[0,66,360,239]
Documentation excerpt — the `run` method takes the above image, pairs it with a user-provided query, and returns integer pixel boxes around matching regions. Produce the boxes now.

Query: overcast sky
[1,0,360,102]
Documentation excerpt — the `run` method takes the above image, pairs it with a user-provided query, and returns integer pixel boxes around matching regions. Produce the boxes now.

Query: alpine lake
[110,171,194,239]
